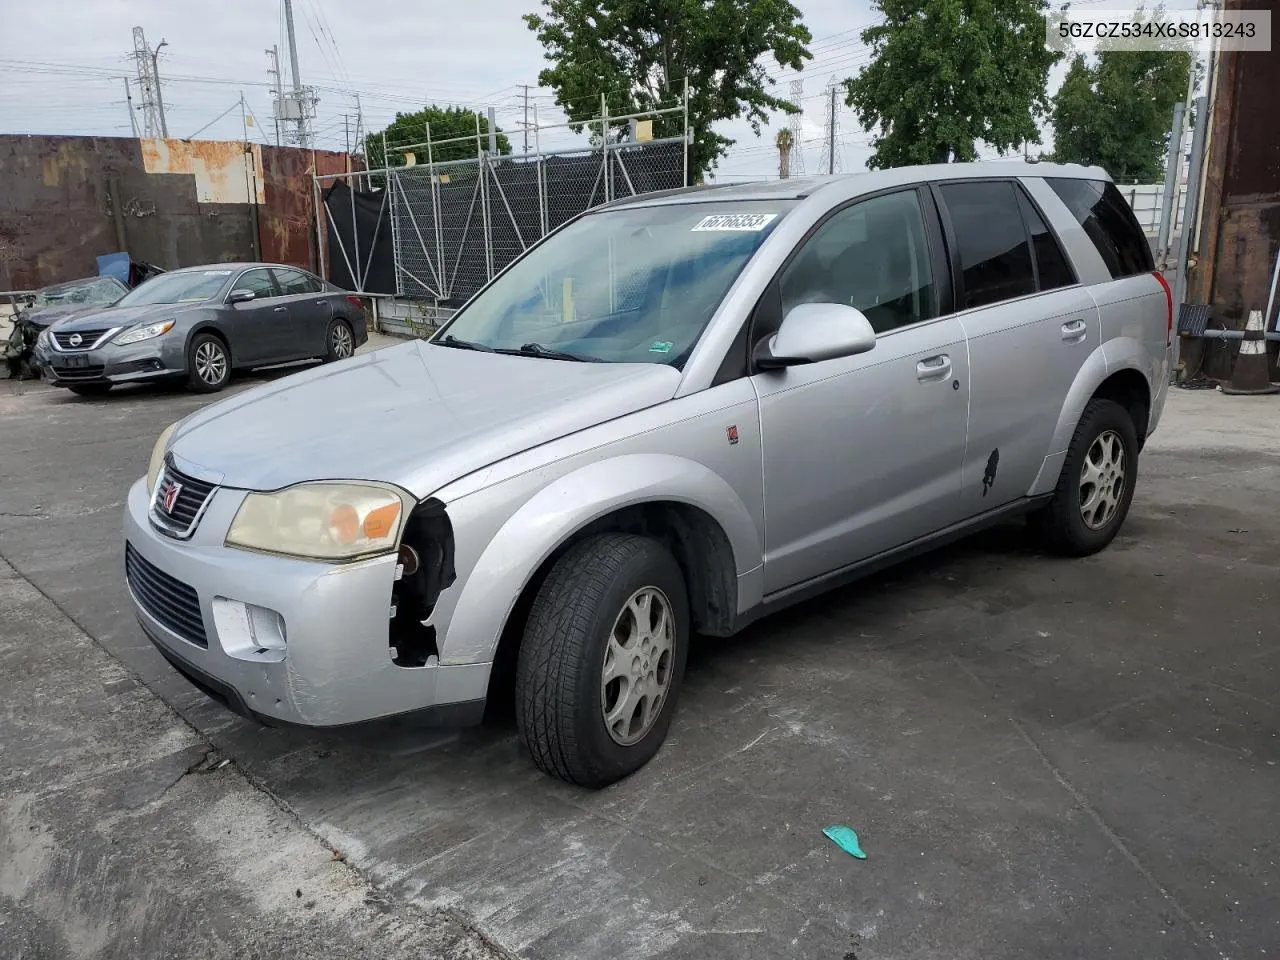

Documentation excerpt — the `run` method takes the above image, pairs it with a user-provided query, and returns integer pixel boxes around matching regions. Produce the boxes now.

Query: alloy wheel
[1079,429,1126,530]
[195,341,227,386]
[331,324,353,359]
[601,586,675,746]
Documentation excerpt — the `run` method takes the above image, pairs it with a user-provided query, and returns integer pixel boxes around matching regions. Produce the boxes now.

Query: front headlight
[36,328,51,348]
[115,319,175,345]
[147,423,177,494]
[225,482,412,562]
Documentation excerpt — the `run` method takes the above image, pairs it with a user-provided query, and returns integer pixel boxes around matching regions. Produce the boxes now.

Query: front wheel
[1030,398,1139,556]
[187,333,230,393]
[515,533,690,788]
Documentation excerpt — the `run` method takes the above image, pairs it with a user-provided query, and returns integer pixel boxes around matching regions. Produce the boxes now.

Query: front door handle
[273,306,288,313]
[1061,319,1088,342]
[916,354,952,381]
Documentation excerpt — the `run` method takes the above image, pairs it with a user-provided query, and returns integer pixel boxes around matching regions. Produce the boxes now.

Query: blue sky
[0,0,1202,177]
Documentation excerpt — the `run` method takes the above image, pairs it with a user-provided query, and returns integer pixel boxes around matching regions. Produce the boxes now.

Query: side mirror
[227,289,256,304]
[753,302,877,370]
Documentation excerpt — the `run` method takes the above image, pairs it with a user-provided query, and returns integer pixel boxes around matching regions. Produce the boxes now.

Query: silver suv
[124,163,1171,787]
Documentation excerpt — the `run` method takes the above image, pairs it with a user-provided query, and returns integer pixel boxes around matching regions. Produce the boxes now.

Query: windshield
[434,200,793,365]
[117,269,233,307]
[31,277,126,309]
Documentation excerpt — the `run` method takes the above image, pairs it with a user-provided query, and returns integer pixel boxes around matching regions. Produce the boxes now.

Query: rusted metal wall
[1187,0,1280,378]
[0,135,353,290]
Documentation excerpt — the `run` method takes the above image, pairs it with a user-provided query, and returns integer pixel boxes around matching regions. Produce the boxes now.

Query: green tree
[365,105,512,169]
[523,0,813,182]
[1049,13,1192,182]
[844,0,1066,169]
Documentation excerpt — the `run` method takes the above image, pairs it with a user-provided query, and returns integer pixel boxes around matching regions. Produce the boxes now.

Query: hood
[22,303,109,329]
[168,340,683,497]
[53,301,200,332]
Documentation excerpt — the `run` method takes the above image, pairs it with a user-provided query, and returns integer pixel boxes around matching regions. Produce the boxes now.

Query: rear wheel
[324,319,354,362]
[67,383,111,397]
[515,533,690,788]
[1031,398,1138,556]
[187,333,230,393]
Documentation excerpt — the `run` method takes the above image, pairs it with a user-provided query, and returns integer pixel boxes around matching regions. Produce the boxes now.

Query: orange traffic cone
[1221,309,1279,395]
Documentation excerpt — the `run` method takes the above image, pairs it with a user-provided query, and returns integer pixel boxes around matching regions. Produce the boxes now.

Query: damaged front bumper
[122,477,488,728]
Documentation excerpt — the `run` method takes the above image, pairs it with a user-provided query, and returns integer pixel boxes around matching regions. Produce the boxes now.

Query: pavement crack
[153,749,231,803]
[1009,717,1227,960]
[0,511,51,519]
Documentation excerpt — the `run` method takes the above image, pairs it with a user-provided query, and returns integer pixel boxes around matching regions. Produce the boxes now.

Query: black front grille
[53,328,111,350]
[51,363,106,380]
[125,543,207,647]
[152,464,218,536]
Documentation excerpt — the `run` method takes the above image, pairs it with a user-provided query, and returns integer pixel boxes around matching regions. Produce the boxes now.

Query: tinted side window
[236,269,277,298]
[1015,187,1076,291]
[780,189,936,334]
[273,268,320,295]
[939,181,1036,309]
[1045,178,1154,278]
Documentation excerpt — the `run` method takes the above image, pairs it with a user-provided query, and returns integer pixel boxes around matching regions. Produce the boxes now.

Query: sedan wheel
[325,320,354,362]
[187,334,230,393]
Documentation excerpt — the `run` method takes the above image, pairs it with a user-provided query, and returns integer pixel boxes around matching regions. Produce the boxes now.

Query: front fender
[437,453,763,665]
[1028,337,1153,497]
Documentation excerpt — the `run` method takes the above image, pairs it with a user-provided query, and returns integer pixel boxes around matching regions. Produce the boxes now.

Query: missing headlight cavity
[389,498,457,668]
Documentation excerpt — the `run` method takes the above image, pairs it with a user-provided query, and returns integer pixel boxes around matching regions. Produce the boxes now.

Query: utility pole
[266,46,283,146]
[344,115,350,155]
[151,39,169,138]
[827,84,837,175]
[522,84,530,153]
[282,0,310,147]
[123,77,140,139]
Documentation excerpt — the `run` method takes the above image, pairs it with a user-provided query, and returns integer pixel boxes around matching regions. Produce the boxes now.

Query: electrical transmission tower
[787,79,805,175]
[823,77,843,175]
[269,0,318,147]
[129,27,168,139]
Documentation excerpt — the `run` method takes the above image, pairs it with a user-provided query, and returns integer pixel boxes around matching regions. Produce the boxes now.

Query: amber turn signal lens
[328,503,360,544]
[363,502,401,539]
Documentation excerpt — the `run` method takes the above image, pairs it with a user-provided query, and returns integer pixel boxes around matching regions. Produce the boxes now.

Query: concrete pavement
[1,356,1277,959]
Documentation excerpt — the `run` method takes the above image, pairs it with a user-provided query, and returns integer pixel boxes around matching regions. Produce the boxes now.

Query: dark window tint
[939,181,1036,309]
[1045,178,1154,278]
[780,189,936,334]
[236,269,277,298]
[1015,187,1076,290]
[273,268,321,295]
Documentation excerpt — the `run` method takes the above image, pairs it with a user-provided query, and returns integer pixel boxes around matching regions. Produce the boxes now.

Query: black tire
[515,533,690,788]
[1030,398,1139,556]
[67,383,111,397]
[186,333,230,393]
[323,319,355,363]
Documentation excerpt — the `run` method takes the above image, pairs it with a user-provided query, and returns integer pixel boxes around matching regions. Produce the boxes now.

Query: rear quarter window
[1045,178,1154,278]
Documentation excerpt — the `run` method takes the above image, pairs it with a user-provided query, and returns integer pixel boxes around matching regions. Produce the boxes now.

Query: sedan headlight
[36,328,51,348]
[115,319,175,345]
[147,423,177,494]
[225,482,412,562]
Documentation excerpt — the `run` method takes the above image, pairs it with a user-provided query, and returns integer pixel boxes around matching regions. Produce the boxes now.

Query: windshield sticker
[203,270,233,276]
[649,340,674,354]
[691,213,777,232]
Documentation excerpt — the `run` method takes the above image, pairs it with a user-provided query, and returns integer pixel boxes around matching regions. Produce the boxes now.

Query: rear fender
[1028,337,1152,496]
[437,453,762,665]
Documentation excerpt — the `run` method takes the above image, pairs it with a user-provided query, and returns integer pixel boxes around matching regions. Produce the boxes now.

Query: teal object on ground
[823,825,867,859]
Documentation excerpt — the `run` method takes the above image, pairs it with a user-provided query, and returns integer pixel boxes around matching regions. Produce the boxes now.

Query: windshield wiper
[508,342,599,362]
[436,334,496,352]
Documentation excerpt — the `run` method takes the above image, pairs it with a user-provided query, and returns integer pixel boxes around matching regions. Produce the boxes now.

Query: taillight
[1153,271,1173,347]
[345,295,367,312]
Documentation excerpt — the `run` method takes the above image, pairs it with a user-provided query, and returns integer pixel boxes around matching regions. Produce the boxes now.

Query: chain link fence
[382,136,686,306]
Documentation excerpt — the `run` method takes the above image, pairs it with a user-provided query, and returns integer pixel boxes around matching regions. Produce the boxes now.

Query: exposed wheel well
[484,501,738,712]
[1091,369,1151,449]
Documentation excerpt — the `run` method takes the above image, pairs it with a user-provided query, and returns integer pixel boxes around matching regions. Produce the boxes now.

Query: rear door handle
[1061,319,1088,342]
[916,354,952,381]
